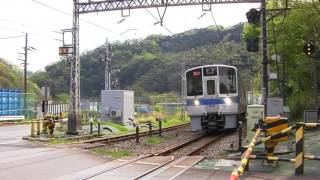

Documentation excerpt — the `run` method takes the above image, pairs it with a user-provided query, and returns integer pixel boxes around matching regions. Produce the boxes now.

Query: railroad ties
[56,125,226,179]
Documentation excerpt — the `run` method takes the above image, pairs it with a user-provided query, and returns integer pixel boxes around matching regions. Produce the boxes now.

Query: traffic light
[246,8,260,25]
[303,42,315,56]
[246,37,259,52]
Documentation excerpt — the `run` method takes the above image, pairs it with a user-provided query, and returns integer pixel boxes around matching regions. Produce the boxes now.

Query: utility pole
[17,33,29,113]
[24,33,28,111]
[261,0,268,113]
[103,38,112,90]
[68,0,80,135]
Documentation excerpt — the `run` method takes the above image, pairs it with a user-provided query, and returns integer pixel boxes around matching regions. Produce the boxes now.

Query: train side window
[207,80,215,95]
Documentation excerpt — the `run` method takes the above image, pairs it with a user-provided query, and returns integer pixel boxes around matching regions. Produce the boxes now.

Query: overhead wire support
[144,8,173,35]
[77,0,261,14]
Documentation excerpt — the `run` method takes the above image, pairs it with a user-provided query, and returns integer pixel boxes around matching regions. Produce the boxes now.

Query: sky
[0,0,260,72]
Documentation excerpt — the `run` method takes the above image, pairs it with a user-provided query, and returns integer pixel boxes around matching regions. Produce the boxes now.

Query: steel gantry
[76,0,261,14]
[69,0,262,134]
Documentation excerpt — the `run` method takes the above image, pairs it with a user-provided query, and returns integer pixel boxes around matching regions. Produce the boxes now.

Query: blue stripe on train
[186,96,240,106]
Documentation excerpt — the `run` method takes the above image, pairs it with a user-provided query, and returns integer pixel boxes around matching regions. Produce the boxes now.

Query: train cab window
[219,67,237,94]
[207,80,216,95]
[204,67,217,76]
[186,69,203,96]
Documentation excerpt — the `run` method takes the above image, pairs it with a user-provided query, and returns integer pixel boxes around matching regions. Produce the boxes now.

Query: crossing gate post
[136,126,140,144]
[295,123,304,175]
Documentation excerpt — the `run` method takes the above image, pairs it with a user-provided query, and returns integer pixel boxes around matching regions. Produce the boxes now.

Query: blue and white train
[184,64,244,131]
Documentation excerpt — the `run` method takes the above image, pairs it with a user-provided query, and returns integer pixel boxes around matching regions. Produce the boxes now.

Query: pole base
[67,113,79,135]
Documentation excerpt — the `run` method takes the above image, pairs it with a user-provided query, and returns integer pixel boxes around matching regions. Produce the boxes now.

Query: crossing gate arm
[230,128,261,180]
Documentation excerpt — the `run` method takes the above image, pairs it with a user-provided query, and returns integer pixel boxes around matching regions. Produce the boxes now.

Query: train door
[204,77,217,99]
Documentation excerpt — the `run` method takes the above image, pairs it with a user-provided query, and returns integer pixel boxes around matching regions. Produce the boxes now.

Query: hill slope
[31,23,259,98]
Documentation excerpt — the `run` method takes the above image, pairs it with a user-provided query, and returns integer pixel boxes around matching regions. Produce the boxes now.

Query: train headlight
[193,99,200,106]
[224,98,232,105]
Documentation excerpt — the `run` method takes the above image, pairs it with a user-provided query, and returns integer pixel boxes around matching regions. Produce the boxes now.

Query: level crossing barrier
[230,120,320,180]
[230,128,261,180]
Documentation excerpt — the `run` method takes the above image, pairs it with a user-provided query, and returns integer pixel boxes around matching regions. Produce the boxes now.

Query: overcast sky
[0,0,260,72]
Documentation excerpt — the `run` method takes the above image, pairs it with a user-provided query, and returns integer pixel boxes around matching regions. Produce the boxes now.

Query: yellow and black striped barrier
[295,122,320,175]
[230,128,261,180]
[230,121,320,178]
[295,123,304,175]
[263,117,289,159]
[255,125,295,146]
[248,154,320,163]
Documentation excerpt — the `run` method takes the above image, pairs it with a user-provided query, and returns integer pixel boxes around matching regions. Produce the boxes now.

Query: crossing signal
[303,42,315,56]
[246,37,259,52]
[246,8,260,25]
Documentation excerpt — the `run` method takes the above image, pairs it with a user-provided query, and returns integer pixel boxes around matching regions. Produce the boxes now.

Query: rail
[82,123,190,145]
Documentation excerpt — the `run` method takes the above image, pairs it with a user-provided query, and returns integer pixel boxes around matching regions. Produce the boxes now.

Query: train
[184,64,245,131]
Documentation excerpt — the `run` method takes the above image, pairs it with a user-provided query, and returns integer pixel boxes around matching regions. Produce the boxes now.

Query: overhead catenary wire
[0,26,61,42]
[274,0,288,39]
[31,0,125,38]
[0,17,62,35]
[144,8,173,35]
[209,10,233,60]
[0,35,25,40]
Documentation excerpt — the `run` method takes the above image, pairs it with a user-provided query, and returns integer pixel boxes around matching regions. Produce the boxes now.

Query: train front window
[186,69,203,96]
[207,80,215,95]
[219,67,237,94]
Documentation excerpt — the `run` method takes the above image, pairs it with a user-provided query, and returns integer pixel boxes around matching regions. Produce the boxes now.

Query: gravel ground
[96,126,204,156]
[196,130,239,159]
[94,126,240,160]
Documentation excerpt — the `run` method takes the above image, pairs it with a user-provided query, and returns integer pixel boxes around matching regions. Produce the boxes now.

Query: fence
[45,103,69,116]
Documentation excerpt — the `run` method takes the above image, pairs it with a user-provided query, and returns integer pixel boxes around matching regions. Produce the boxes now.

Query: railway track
[80,123,190,148]
[161,133,225,157]
[78,131,227,179]
[133,133,226,179]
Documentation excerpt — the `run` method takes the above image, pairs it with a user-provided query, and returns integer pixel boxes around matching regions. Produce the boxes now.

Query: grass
[135,111,190,128]
[99,121,130,132]
[91,147,134,159]
[49,138,75,144]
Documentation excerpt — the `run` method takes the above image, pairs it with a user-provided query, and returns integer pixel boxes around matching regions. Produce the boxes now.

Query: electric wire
[0,26,25,34]
[144,8,173,35]
[0,26,61,42]
[0,17,62,35]
[274,0,288,39]
[209,11,223,43]
[0,35,25,40]
[31,0,124,38]
[209,10,234,62]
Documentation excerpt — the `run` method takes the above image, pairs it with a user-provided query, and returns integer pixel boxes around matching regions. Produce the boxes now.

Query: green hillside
[0,58,40,95]
[31,23,259,99]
